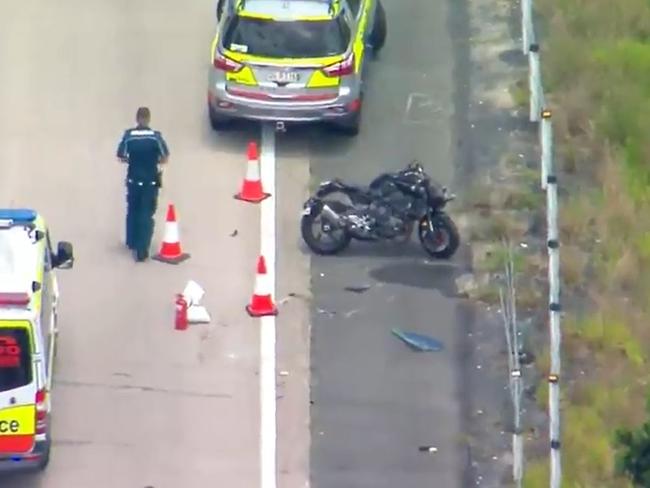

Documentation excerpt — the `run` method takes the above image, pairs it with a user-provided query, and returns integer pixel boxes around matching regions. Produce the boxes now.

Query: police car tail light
[0,293,30,307]
[214,52,243,73]
[35,389,47,435]
[321,52,355,77]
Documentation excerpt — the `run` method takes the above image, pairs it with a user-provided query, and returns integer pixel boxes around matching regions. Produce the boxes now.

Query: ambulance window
[0,329,32,392]
[44,231,53,271]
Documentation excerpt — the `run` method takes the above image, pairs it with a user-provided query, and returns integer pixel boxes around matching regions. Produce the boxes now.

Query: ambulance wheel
[370,0,387,52]
[35,441,51,471]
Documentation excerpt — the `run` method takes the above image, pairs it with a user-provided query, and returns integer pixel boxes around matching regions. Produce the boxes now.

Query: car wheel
[208,104,230,131]
[331,112,361,136]
[331,99,362,137]
[369,0,387,52]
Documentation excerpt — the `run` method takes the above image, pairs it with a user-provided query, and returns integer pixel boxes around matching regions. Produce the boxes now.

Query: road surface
[277,0,473,486]
[0,1,309,487]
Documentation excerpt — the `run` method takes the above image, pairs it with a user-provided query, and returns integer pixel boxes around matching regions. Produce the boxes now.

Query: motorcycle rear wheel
[418,213,460,259]
[300,201,352,255]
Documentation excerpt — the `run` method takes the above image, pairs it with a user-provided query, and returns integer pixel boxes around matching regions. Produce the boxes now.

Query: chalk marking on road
[403,92,442,125]
[260,122,277,488]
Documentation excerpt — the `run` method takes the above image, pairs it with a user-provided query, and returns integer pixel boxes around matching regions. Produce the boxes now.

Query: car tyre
[208,104,230,131]
[334,112,361,136]
[369,0,387,52]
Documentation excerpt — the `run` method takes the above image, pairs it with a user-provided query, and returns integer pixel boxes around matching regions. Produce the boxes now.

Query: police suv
[0,209,73,471]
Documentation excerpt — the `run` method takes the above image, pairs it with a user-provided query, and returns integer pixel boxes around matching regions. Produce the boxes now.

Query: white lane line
[259,122,277,488]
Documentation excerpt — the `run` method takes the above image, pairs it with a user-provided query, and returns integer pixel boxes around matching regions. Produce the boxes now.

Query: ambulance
[0,209,74,471]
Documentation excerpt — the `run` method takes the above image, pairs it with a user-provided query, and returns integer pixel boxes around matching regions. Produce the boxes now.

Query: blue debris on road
[391,328,444,352]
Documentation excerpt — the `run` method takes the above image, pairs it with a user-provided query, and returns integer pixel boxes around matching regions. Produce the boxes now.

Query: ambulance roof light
[0,209,37,228]
[0,293,31,307]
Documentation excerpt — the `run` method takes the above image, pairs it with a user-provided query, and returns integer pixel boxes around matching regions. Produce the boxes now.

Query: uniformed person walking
[116,107,170,262]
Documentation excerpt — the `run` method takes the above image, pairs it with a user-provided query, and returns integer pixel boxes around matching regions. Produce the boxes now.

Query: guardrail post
[521,0,532,54]
[546,170,561,488]
[540,109,553,189]
[529,44,542,122]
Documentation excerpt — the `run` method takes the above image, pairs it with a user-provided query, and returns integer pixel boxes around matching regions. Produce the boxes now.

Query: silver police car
[208,0,386,135]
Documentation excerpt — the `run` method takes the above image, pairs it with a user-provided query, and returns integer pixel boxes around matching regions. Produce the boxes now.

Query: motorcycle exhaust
[320,203,343,225]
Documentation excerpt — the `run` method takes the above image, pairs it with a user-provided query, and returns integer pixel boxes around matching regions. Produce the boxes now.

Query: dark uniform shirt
[116,126,170,183]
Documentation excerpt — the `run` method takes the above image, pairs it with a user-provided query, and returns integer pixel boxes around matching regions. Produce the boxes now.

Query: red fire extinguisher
[175,294,188,331]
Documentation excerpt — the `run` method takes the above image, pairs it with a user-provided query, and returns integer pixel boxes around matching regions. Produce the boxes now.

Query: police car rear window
[0,329,32,393]
[223,16,351,58]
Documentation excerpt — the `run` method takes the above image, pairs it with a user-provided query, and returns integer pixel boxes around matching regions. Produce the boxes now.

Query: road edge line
[260,123,277,488]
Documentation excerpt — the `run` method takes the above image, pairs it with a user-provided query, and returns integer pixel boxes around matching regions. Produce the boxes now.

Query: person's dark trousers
[126,181,159,261]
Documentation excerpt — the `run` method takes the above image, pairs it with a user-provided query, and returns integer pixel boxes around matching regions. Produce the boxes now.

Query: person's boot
[134,248,149,262]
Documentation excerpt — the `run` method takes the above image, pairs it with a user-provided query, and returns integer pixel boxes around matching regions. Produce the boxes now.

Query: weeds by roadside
[515,0,650,485]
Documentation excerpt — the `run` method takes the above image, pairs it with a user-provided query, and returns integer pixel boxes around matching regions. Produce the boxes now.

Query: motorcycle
[300,161,460,258]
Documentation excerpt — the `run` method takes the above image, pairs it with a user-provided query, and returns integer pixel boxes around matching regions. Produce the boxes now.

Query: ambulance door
[0,321,37,455]
[39,250,55,388]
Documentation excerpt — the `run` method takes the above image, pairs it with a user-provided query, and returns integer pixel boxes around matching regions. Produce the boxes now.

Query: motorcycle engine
[368,192,412,238]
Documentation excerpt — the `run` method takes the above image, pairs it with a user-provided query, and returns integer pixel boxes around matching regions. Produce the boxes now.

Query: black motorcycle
[300,161,460,258]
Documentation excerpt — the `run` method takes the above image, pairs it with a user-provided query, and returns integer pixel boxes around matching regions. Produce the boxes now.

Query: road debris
[344,284,372,293]
[391,328,444,352]
[278,292,310,305]
[183,280,211,324]
[279,371,290,377]
[418,446,438,453]
[229,229,238,237]
[316,307,336,317]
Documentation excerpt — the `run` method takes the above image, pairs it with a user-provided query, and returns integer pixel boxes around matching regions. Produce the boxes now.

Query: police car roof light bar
[0,293,31,307]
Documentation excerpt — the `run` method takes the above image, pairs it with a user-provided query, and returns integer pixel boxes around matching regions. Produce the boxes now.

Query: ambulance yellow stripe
[0,405,36,437]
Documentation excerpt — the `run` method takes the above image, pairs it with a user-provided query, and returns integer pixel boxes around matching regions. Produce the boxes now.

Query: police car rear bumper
[208,85,360,123]
[0,439,49,472]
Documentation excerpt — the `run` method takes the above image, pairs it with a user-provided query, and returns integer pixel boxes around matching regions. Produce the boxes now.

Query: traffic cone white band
[254,271,272,297]
[164,221,180,244]
[246,158,261,181]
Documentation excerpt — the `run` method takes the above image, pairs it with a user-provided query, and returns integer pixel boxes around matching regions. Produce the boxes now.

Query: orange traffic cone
[246,256,278,317]
[234,141,270,203]
[153,204,191,264]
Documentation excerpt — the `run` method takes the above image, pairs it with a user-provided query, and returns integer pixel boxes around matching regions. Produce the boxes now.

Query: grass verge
[523,0,650,485]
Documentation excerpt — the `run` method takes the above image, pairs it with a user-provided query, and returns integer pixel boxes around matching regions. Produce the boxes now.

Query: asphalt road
[277,0,472,486]
[0,2,309,487]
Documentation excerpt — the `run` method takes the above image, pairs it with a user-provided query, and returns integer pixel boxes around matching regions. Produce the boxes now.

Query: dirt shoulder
[448,0,547,486]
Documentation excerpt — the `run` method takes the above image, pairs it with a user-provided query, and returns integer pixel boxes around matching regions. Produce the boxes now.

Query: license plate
[268,71,300,83]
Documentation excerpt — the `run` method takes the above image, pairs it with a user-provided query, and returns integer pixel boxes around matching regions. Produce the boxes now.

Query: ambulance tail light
[35,389,47,435]
[0,293,30,307]
[322,52,355,77]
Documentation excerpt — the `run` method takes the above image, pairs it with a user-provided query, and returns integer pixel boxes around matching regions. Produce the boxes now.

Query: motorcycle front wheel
[300,201,352,255]
[418,212,460,259]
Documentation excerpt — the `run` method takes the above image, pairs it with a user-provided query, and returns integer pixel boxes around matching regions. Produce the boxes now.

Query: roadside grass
[521,0,650,485]
[509,78,529,108]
